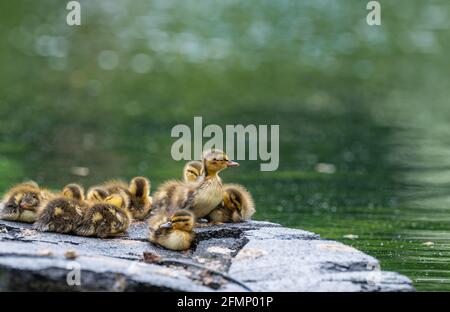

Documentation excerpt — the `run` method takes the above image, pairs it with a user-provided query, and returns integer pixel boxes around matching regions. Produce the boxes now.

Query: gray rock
[0,203,413,291]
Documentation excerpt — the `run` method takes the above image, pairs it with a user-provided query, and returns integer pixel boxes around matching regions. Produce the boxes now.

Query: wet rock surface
[0,204,413,291]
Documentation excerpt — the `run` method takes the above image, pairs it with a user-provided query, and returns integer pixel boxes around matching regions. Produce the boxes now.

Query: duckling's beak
[226,160,239,167]
[159,221,173,229]
[19,202,31,210]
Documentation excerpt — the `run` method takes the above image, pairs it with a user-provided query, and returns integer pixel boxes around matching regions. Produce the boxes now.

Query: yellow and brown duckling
[206,184,256,223]
[182,157,255,223]
[93,177,152,220]
[33,183,88,233]
[148,210,195,251]
[0,181,53,223]
[153,149,239,220]
[75,190,132,238]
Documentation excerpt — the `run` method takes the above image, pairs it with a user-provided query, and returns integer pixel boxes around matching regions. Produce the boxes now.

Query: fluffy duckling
[206,184,256,223]
[128,177,153,219]
[182,158,256,224]
[153,149,239,220]
[148,210,195,251]
[95,177,152,220]
[0,181,53,223]
[75,191,132,238]
[33,184,87,233]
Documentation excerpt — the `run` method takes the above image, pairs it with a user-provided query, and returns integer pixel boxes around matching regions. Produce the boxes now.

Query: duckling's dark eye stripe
[187,169,199,175]
[172,218,192,223]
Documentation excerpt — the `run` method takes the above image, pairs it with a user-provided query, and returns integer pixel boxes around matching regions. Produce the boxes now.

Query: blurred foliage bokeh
[1,0,450,290]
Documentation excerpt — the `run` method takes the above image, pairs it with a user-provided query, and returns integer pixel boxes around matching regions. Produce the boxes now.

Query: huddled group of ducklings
[0,149,255,251]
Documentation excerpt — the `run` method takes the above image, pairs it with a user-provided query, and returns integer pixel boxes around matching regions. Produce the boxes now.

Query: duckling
[148,210,195,251]
[183,161,203,183]
[206,184,256,223]
[75,191,132,238]
[0,181,53,223]
[33,184,87,233]
[95,177,152,220]
[153,149,239,219]
[182,157,256,224]
[128,177,153,220]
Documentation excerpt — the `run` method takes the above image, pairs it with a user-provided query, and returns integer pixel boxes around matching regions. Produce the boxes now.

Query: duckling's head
[4,182,42,210]
[62,184,85,201]
[17,188,41,211]
[105,191,130,209]
[183,161,203,183]
[202,149,239,175]
[160,210,194,232]
[87,187,109,202]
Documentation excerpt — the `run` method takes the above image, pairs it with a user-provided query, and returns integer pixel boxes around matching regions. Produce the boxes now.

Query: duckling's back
[75,202,131,238]
[34,197,86,233]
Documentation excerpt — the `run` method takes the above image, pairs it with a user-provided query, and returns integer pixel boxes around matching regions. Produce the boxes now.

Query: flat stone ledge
[0,203,414,291]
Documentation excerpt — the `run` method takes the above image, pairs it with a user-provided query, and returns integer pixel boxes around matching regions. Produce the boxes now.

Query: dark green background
[1,1,449,290]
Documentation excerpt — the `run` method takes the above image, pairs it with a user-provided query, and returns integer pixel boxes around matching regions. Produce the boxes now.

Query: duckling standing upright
[153,149,239,220]
[75,191,132,238]
[182,159,256,223]
[0,181,53,223]
[33,183,87,233]
[96,177,152,220]
[148,210,195,251]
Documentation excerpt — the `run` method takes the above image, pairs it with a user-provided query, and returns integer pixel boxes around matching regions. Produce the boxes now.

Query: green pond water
[1,1,450,290]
